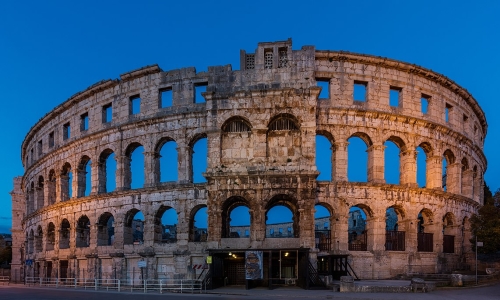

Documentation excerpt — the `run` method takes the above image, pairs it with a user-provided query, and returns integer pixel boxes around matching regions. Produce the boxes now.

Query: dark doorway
[46,261,53,278]
[60,260,68,279]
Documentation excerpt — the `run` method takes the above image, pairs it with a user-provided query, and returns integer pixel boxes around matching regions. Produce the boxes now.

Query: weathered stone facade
[11,39,487,284]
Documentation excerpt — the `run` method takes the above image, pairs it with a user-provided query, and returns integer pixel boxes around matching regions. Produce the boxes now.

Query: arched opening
[36,176,44,210]
[97,212,115,246]
[76,215,90,248]
[46,222,55,251]
[316,134,333,181]
[48,170,56,205]
[125,143,145,189]
[124,210,144,245]
[154,206,178,243]
[157,139,178,183]
[266,196,298,238]
[77,156,91,197]
[416,144,431,188]
[28,181,35,214]
[384,137,404,185]
[347,135,369,182]
[35,225,43,253]
[266,114,301,164]
[221,117,253,162]
[61,163,72,201]
[417,209,434,252]
[461,157,470,196]
[385,207,405,251]
[221,197,250,238]
[191,137,207,183]
[348,206,367,251]
[442,149,456,192]
[443,213,456,254]
[315,204,332,251]
[190,206,208,242]
[28,229,34,254]
[59,219,70,249]
[98,149,116,193]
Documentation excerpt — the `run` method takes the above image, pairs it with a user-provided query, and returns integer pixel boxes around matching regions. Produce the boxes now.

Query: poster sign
[477,242,484,247]
[245,251,263,280]
[206,256,212,264]
[138,260,147,268]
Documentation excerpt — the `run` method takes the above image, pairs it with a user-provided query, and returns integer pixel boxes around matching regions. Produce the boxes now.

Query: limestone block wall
[12,39,486,281]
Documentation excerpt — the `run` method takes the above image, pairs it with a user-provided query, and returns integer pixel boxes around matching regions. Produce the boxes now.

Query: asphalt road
[1,283,500,300]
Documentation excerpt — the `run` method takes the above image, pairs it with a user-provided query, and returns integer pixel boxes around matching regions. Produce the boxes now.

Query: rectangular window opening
[278,47,288,68]
[389,87,401,107]
[63,123,70,140]
[103,104,112,123]
[316,78,330,100]
[130,96,141,115]
[49,131,54,148]
[353,81,367,102]
[160,88,173,108]
[421,95,430,114]
[445,103,453,123]
[80,113,89,131]
[194,83,207,103]
[264,49,273,69]
[245,54,255,70]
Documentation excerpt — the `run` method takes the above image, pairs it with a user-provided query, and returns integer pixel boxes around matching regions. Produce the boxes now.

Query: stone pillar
[461,169,473,198]
[91,160,100,195]
[57,174,69,202]
[143,151,156,188]
[368,144,385,183]
[426,156,443,190]
[35,185,44,210]
[115,155,128,191]
[177,145,192,184]
[335,214,349,253]
[426,221,440,253]
[112,219,124,248]
[446,163,461,194]
[366,215,385,251]
[10,177,25,283]
[334,142,348,182]
[400,149,417,187]
[75,168,86,198]
[403,219,418,252]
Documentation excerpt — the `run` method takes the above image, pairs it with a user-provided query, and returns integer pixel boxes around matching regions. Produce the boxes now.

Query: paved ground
[1,282,500,300]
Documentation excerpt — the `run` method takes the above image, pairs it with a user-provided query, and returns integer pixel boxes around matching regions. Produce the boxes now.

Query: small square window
[389,87,401,107]
[160,88,172,108]
[103,104,112,123]
[63,123,70,140]
[354,81,367,102]
[421,95,430,114]
[130,96,141,115]
[80,113,89,131]
[194,83,207,103]
[316,79,330,100]
[49,131,54,148]
[463,114,468,122]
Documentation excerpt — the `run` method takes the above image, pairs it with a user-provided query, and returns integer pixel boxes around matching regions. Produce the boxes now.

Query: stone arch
[221,196,251,238]
[315,203,333,252]
[48,169,56,205]
[124,142,145,189]
[189,204,208,242]
[221,116,252,133]
[98,148,115,193]
[417,208,434,252]
[154,137,178,183]
[36,175,44,210]
[60,162,72,201]
[385,205,406,251]
[35,225,43,253]
[416,142,433,188]
[154,205,178,243]
[442,149,456,191]
[347,204,370,251]
[77,155,91,198]
[443,212,457,253]
[27,181,35,214]
[221,116,253,163]
[189,133,208,183]
[267,113,300,131]
[460,157,472,196]
[59,218,70,249]
[46,222,55,251]
[265,194,299,238]
[124,208,144,245]
[316,130,335,181]
[266,114,301,163]
[28,229,34,254]
[347,132,372,183]
[384,135,406,185]
[97,212,114,246]
[76,215,91,248]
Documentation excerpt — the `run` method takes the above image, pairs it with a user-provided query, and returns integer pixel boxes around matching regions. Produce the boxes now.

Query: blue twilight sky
[0,1,499,233]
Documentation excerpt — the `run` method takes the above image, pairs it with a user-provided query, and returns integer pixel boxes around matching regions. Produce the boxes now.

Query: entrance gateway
[207,248,316,289]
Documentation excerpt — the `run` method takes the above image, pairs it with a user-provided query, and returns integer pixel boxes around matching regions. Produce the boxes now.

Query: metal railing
[24,277,204,294]
[0,276,9,284]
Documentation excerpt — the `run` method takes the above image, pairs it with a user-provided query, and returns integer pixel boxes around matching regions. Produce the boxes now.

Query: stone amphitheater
[10,39,487,288]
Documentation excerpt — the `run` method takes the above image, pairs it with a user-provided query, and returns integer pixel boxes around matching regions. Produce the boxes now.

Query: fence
[24,277,204,294]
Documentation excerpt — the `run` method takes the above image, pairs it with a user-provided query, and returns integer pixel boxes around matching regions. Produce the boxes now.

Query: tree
[470,183,500,254]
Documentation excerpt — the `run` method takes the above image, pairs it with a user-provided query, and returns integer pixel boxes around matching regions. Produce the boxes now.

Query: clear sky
[0,0,499,233]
